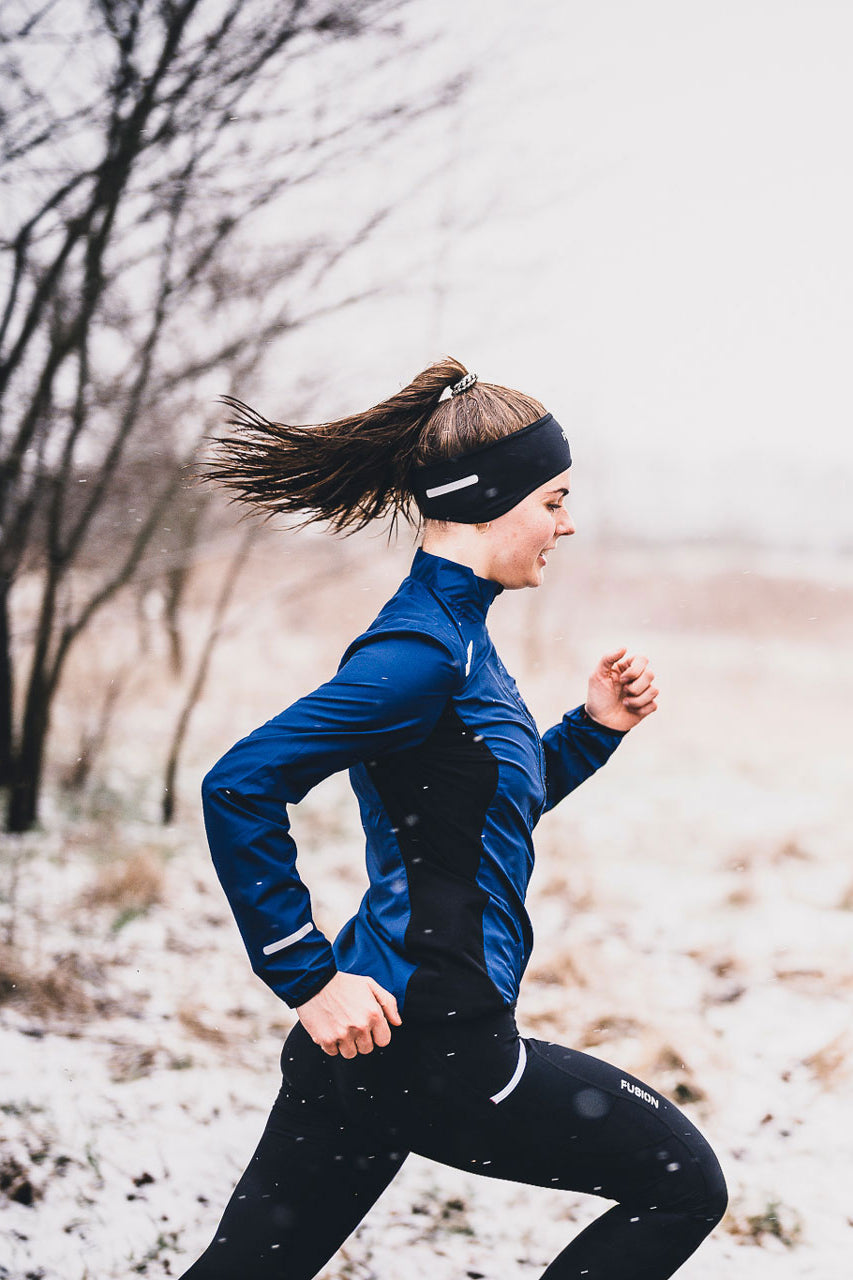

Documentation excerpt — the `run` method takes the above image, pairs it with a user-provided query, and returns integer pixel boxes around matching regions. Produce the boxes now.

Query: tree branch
[161,521,259,823]
[48,463,189,695]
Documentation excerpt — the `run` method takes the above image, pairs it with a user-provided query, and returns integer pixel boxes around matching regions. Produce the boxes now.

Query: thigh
[397,1018,721,1215]
[181,1026,408,1280]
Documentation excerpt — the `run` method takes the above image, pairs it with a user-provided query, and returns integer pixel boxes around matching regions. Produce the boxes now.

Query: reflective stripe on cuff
[262,922,313,956]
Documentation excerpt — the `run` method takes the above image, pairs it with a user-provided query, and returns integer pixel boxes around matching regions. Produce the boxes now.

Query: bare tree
[160,521,258,826]
[0,0,463,831]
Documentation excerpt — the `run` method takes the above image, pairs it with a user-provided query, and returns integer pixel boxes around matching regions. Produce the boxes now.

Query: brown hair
[207,357,545,533]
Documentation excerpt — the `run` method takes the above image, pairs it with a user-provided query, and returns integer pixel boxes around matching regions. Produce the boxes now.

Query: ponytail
[207,357,544,532]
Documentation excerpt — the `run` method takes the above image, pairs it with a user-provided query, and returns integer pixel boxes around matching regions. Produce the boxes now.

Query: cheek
[528,512,554,546]
[492,509,553,568]
[510,518,550,561]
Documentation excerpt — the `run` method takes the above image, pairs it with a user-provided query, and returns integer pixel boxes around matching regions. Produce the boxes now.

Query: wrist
[289,963,338,1010]
[581,704,628,735]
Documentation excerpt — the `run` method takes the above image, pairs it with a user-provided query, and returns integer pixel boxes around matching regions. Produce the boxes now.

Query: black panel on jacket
[365,701,501,1019]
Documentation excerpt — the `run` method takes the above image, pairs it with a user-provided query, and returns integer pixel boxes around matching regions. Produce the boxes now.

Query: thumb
[369,979,402,1026]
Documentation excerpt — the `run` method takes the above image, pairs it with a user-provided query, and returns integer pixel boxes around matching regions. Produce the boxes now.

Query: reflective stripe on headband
[411,413,571,523]
[424,474,479,499]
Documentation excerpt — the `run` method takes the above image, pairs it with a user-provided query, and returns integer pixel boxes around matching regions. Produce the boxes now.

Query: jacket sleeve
[541,705,626,813]
[202,629,464,1008]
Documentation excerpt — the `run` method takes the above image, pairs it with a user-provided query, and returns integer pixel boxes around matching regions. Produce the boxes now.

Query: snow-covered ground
[2,536,851,1277]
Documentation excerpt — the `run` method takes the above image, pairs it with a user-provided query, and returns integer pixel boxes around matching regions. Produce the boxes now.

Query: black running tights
[180,1010,727,1279]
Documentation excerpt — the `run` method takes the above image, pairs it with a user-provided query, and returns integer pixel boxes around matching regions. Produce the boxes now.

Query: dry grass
[177,1006,229,1045]
[725,883,757,908]
[108,1042,160,1083]
[0,1151,41,1207]
[107,1039,195,1081]
[802,1032,851,1087]
[772,838,814,864]
[725,1199,803,1249]
[79,847,165,913]
[578,1015,645,1047]
[0,945,97,1019]
[527,949,590,989]
[649,1043,707,1105]
[838,881,853,911]
[534,869,597,914]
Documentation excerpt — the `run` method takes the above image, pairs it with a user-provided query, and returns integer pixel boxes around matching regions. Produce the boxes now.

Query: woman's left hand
[585,647,658,732]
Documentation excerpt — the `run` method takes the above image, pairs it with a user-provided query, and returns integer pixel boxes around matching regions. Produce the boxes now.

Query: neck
[420,524,493,581]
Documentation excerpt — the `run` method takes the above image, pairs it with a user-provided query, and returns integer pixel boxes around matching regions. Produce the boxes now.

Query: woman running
[180,359,727,1279]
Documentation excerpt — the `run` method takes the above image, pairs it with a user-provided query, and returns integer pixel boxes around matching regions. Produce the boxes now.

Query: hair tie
[449,372,478,397]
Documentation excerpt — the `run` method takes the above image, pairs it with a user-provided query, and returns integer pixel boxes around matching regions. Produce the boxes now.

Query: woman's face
[483,468,575,589]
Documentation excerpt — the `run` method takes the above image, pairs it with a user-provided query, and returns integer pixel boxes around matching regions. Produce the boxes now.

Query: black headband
[411,413,572,523]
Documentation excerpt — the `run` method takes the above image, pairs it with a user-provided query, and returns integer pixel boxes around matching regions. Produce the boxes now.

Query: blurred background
[1,2,851,1277]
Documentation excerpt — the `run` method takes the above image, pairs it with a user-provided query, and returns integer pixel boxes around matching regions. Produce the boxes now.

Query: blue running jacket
[202,549,625,1019]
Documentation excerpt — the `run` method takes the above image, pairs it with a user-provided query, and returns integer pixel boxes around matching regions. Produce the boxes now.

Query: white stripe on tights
[490,1040,527,1105]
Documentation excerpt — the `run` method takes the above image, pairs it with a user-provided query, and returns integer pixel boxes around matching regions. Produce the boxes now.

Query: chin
[497,559,546,590]
[515,569,544,590]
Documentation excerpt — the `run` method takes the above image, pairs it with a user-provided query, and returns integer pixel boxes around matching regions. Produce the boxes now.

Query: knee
[676,1135,727,1228]
[699,1148,728,1227]
[651,1132,728,1227]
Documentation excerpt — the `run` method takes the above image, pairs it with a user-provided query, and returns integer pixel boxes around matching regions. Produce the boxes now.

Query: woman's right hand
[296,971,402,1058]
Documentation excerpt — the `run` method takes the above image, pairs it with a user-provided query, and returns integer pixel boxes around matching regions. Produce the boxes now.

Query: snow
[2,538,851,1277]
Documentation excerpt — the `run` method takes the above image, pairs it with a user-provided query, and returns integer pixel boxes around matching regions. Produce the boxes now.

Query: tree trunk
[164,564,187,677]
[0,576,12,787]
[6,671,50,832]
[161,529,256,824]
[5,563,60,832]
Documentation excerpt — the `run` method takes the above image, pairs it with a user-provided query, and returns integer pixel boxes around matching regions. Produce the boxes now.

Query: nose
[557,508,575,537]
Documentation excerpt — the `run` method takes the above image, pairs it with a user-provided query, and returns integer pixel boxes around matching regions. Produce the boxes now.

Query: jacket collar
[410,547,503,622]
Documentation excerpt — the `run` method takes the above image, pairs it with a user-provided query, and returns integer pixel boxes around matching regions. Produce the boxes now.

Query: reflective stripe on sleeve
[262,921,313,956]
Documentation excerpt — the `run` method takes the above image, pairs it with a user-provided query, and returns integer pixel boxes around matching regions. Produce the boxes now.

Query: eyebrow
[545,487,570,497]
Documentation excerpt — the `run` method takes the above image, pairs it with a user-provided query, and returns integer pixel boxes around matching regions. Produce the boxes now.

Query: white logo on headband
[424,474,479,499]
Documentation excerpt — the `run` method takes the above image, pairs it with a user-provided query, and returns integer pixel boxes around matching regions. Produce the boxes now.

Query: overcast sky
[255,0,853,554]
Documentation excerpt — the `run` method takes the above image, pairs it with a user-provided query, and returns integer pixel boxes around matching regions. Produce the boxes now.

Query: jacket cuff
[279,961,338,1010]
[575,704,627,747]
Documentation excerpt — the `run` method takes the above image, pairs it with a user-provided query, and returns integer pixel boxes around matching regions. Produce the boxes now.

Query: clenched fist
[296,971,401,1058]
[585,648,659,733]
